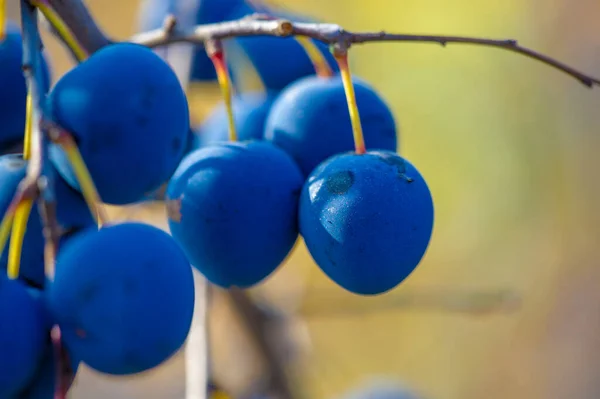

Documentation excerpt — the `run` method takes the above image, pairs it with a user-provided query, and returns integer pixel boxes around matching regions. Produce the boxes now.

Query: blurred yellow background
[7,0,600,398]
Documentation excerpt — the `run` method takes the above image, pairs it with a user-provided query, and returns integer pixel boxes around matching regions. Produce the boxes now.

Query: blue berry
[0,154,95,288]
[0,21,51,152]
[196,91,277,147]
[48,43,190,205]
[265,75,397,177]
[0,277,48,397]
[299,151,434,295]
[47,222,195,375]
[166,141,303,288]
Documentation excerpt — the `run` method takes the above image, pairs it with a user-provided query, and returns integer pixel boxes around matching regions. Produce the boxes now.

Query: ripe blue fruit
[265,75,397,177]
[48,43,190,205]
[47,222,195,375]
[196,91,277,147]
[0,277,47,397]
[0,154,95,288]
[0,21,51,152]
[227,3,339,91]
[166,141,303,288]
[299,151,434,295]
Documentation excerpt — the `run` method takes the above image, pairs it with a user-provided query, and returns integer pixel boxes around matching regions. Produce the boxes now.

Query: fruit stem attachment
[206,39,237,142]
[295,36,333,78]
[333,47,366,154]
[45,123,108,226]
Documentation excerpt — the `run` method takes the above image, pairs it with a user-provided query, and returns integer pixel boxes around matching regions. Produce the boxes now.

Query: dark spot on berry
[79,284,98,303]
[326,170,354,194]
[375,152,414,182]
[172,136,181,151]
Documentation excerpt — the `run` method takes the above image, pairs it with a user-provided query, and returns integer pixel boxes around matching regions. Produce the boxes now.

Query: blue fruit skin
[0,155,95,288]
[265,75,398,178]
[299,151,434,295]
[0,21,51,152]
[47,222,195,375]
[0,278,48,397]
[166,141,303,288]
[227,3,339,91]
[48,43,190,205]
[196,91,277,147]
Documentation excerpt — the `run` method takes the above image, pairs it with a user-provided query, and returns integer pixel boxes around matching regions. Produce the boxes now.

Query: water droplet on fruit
[325,170,354,194]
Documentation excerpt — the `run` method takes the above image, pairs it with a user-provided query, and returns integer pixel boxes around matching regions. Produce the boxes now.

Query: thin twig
[129,16,600,88]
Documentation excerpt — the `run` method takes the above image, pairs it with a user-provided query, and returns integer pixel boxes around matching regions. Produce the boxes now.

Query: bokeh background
[7,0,600,398]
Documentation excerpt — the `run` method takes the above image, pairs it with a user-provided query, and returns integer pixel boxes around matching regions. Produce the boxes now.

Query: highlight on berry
[0,0,598,398]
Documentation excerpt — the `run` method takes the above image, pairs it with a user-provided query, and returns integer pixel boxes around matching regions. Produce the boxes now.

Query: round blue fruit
[227,3,339,91]
[0,154,95,288]
[265,75,397,177]
[47,222,195,375]
[48,43,190,205]
[0,21,51,152]
[299,151,434,295]
[195,91,277,147]
[0,277,48,397]
[166,141,303,288]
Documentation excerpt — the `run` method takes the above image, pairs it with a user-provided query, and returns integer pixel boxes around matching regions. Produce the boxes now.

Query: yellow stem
[23,92,33,160]
[225,40,266,94]
[295,36,333,78]
[60,140,107,226]
[0,0,6,41]
[29,1,88,61]
[334,52,366,154]
[0,211,14,257]
[210,50,237,142]
[7,199,33,279]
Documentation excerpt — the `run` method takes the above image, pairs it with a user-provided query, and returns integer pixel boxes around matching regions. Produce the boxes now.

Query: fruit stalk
[0,0,5,40]
[294,35,333,78]
[45,124,108,226]
[7,198,33,279]
[29,0,109,56]
[29,0,89,61]
[206,39,238,142]
[333,48,366,154]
